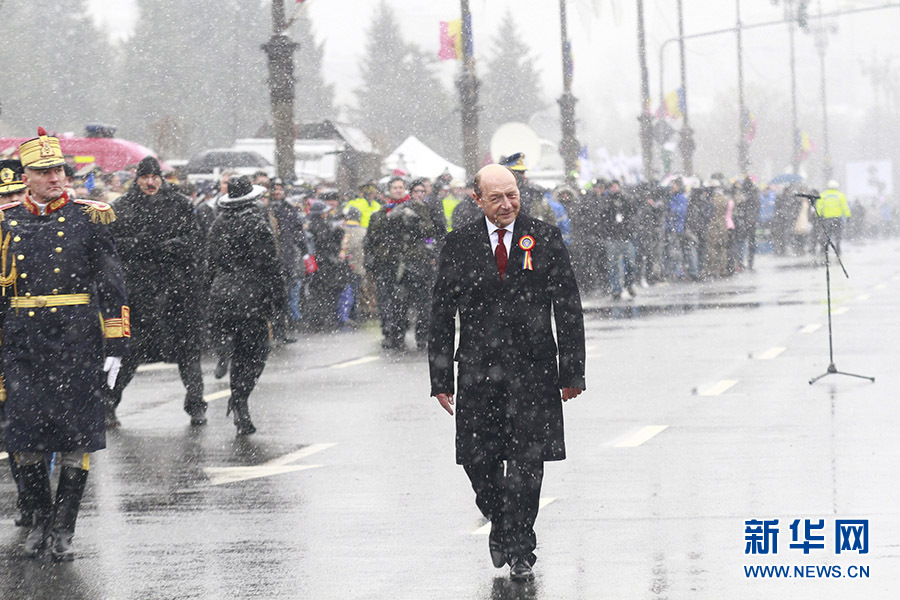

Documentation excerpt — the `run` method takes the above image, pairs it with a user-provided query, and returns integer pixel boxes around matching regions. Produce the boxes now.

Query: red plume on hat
[37,127,47,136]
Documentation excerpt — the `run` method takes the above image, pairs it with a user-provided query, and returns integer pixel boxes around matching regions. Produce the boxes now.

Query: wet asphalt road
[1,237,899,599]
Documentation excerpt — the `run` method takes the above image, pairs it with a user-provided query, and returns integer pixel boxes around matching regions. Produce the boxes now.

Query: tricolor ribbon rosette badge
[519,235,535,271]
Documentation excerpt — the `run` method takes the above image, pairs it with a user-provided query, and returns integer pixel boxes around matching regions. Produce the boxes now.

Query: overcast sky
[89,0,899,151]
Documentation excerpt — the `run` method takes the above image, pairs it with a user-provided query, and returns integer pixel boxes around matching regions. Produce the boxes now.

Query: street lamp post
[736,0,750,175]
[784,1,801,174]
[637,0,654,182]
[263,0,298,181]
[558,0,580,184]
[810,1,836,183]
[457,0,480,180]
[676,0,694,175]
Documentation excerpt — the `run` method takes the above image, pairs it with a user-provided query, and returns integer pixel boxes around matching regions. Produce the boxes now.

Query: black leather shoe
[509,556,534,582]
[489,523,506,568]
[189,409,208,427]
[214,356,229,379]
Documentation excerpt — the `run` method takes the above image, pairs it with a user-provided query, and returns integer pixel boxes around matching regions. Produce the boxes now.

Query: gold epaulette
[74,199,116,225]
[0,201,22,223]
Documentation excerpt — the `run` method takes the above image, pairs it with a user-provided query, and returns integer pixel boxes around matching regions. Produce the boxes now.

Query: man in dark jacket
[428,164,585,582]
[598,180,638,300]
[263,177,308,341]
[106,156,206,427]
[207,176,284,435]
[365,177,442,350]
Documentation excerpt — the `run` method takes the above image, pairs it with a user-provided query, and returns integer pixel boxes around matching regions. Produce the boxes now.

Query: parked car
[184,149,274,181]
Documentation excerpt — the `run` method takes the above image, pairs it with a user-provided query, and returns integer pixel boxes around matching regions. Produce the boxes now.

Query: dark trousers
[464,460,544,565]
[109,350,205,416]
[221,317,270,403]
[372,268,401,344]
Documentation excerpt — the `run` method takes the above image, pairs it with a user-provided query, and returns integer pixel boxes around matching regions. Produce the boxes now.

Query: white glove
[103,356,122,390]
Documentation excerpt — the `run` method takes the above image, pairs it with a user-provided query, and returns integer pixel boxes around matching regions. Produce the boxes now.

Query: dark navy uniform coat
[1,193,129,453]
[428,215,585,465]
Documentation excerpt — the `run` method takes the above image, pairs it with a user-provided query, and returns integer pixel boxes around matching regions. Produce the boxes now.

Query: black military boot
[226,396,256,436]
[49,466,89,562]
[8,458,33,527]
[18,462,53,558]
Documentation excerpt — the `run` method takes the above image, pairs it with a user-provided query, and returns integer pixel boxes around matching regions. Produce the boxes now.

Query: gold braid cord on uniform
[0,220,18,296]
[103,306,131,339]
[74,199,117,225]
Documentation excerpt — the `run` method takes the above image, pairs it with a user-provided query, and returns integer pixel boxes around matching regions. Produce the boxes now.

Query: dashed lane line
[697,379,738,396]
[203,389,231,402]
[330,356,380,369]
[136,362,178,372]
[830,307,849,315]
[856,294,871,301]
[472,498,557,534]
[0,452,6,461]
[800,323,821,333]
[875,284,887,291]
[613,425,669,448]
[755,347,786,360]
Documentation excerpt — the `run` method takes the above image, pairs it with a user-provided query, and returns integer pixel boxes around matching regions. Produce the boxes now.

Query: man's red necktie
[495,229,508,281]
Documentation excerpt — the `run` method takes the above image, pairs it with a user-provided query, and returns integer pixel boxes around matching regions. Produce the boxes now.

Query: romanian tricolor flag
[656,88,685,120]
[439,19,463,61]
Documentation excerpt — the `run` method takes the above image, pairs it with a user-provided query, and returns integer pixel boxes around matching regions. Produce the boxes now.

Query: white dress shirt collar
[485,217,515,253]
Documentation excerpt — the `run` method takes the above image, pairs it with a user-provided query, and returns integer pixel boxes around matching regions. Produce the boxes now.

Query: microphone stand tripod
[798,195,874,385]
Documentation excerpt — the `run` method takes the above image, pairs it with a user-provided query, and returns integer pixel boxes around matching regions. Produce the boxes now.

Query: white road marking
[136,362,177,372]
[261,443,337,467]
[875,284,887,290]
[613,425,668,448]
[472,498,557,534]
[856,294,871,301]
[800,323,821,333]
[755,347,786,360]
[330,356,379,369]
[203,390,231,402]
[204,443,337,485]
[205,464,322,486]
[698,380,738,396]
[0,452,7,461]
[830,307,849,315]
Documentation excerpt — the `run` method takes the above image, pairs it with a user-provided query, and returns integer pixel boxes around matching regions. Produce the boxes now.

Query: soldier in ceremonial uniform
[1,128,129,560]
[0,159,31,527]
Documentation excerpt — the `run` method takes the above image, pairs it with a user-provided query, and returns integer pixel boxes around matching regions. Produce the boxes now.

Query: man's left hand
[561,387,583,401]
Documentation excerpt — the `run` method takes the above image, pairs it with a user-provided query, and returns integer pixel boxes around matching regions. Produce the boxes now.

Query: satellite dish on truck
[490,122,542,169]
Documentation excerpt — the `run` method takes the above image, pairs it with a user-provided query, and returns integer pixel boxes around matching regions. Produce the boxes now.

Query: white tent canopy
[383,136,465,181]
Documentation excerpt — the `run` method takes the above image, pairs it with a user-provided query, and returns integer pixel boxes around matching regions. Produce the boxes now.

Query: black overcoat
[1,194,129,453]
[109,183,202,362]
[428,215,586,464]
[206,200,285,327]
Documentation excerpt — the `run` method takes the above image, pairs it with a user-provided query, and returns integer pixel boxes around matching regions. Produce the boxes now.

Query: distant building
[240,120,381,191]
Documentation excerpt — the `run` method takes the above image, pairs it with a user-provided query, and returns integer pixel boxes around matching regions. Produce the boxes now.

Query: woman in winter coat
[206,176,285,434]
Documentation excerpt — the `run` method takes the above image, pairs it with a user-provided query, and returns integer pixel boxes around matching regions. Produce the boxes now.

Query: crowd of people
[53,152,884,334]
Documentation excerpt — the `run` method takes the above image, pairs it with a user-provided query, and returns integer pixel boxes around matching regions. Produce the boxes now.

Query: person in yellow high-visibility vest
[343,181,382,228]
[816,180,851,254]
